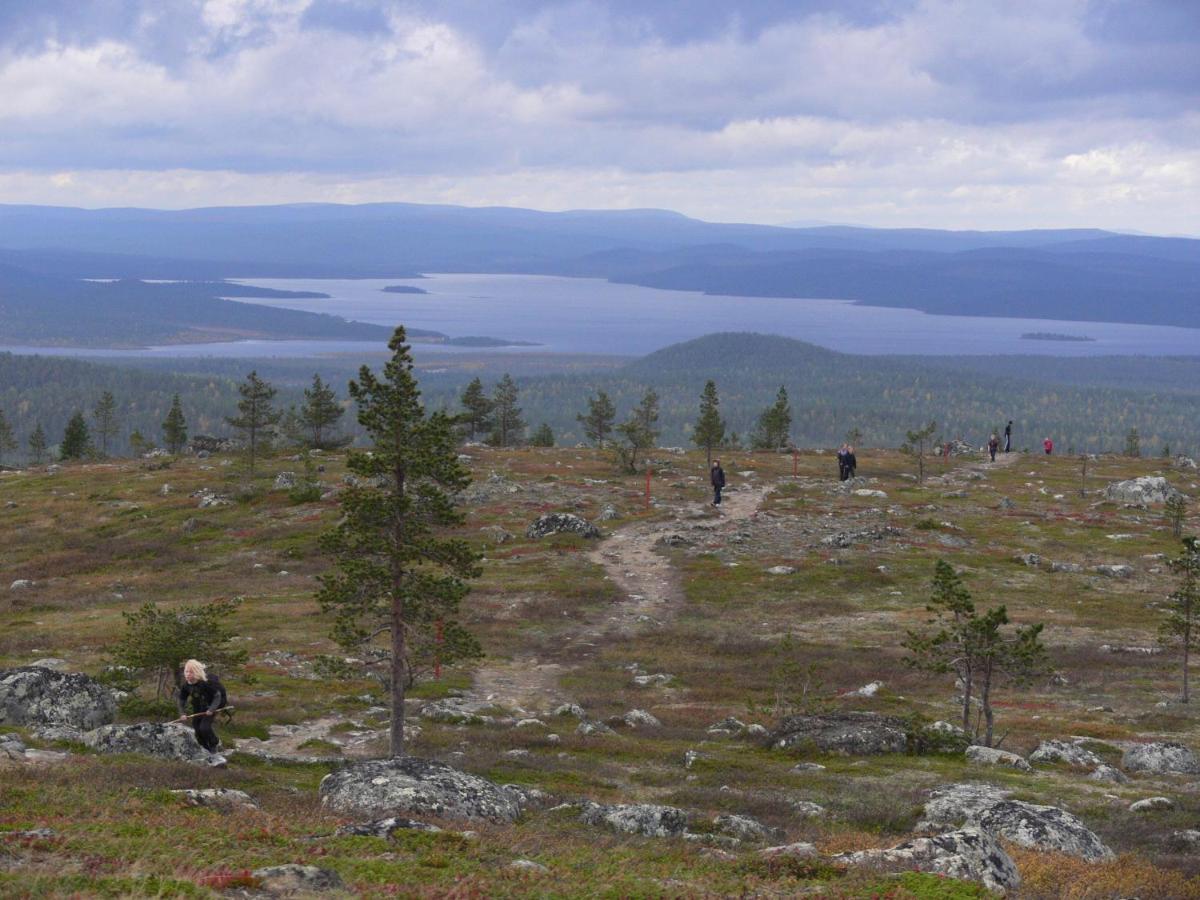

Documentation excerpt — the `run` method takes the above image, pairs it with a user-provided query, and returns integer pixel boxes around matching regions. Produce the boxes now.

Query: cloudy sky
[0,0,1196,232]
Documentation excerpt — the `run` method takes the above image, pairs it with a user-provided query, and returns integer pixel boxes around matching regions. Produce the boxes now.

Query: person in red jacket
[1043,437,1053,455]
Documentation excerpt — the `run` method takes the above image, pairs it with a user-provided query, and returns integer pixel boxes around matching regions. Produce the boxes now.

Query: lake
[227,274,1200,358]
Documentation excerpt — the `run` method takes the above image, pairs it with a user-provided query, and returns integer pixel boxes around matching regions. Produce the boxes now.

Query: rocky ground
[1,445,1200,897]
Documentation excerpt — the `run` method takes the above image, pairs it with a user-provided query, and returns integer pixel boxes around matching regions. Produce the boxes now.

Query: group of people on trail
[986,421,1054,461]
[176,658,227,753]
[836,445,857,481]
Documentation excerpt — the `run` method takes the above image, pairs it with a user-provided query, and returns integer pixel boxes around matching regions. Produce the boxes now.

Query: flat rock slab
[319,757,523,824]
[0,667,117,730]
[769,712,908,755]
[835,827,1020,893]
[579,802,689,838]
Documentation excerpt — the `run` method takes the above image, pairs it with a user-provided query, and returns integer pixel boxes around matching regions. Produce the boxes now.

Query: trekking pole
[166,707,235,723]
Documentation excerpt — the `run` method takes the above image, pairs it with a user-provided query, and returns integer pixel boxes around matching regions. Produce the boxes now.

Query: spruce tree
[901,420,939,484]
[92,391,118,457]
[490,374,524,447]
[60,412,92,461]
[692,380,726,467]
[317,326,481,757]
[0,409,16,467]
[530,423,555,447]
[299,373,345,448]
[1161,537,1200,704]
[162,394,188,454]
[751,385,792,450]
[615,388,660,473]
[226,371,281,476]
[28,423,48,465]
[459,377,493,442]
[577,391,616,447]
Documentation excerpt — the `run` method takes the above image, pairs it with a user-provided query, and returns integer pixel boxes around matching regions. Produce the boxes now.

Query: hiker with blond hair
[177,659,227,753]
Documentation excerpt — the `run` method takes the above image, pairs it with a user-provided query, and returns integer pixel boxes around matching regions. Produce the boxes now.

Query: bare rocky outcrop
[975,801,1113,861]
[251,865,344,894]
[1104,476,1183,506]
[0,667,118,730]
[579,802,689,837]
[834,828,1019,894]
[769,712,908,755]
[526,513,601,540]
[319,757,523,823]
[1122,742,1200,775]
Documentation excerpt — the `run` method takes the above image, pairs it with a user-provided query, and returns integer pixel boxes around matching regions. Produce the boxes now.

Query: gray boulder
[1094,564,1134,579]
[171,788,258,811]
[921,783,1011,829]
[576,720,616,736]
[0,667,118,730]
[526,513,601,540]
[966,746,1033,773]
[835,828,1019,894]
[769,712,908,755]
[334,817,443,838]
[1028,739,1103,769]
[319,757,523,824]
[621,709,662,729]
[976,800,1112,861]
[83,723,216,765]
[1122,742,1200,775]
[1105,476,1182,506]
[712,814,782,843]
[1088,765,1128,784]
[706,716,747,736]
[758,841,818,860]
[579,802,689,837]
[251,865,344,894]
[1130,796,1173,812]
[273,471,296,490]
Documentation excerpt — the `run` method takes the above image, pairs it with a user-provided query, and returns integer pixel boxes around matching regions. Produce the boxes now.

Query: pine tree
[0,409,16,467]
[129,430,150,458]
[529,423,555,447]
[615,388,660,473]
[904,560,1046,745]
[225,371,281,476]
[28,423,47,465]
[92,391,118,457]
[317,326,481,757]
[577,391,616,447]
[459,377,493,442]
[299,373,345,448]
[490,374,524,447]
[751,385,792,450]
[901,420,939,484]
[692,380,726,468]
[162,394,188,454]
[60,412,92,461]
[1161,537,1200,704]
[1125,427,1141,457]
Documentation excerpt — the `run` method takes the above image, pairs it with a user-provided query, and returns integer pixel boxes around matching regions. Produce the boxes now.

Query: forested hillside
[4,334,1200,463]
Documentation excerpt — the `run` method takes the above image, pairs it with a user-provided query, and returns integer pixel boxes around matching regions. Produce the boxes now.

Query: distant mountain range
[0,201,1197,335]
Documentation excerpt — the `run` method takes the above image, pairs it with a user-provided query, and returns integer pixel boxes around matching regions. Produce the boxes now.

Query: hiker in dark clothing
[845,446,857,479]
[837,444,849,481]
[177,658,226,753]
[988,433,1000,462]
[1004,421,1013,453]
[710,460,726,506]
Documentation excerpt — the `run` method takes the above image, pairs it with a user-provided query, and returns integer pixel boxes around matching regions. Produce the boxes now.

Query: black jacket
[178,675,226,715]
[710,466,726,488]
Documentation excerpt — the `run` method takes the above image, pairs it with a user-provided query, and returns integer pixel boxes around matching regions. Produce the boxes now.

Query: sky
[0,0,1196,232]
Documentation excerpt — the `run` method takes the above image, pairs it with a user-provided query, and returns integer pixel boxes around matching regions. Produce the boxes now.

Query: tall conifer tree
[92,391,118,457]
[162,394,188,454]
[299,373,345,448]
[226,371,281,476]
[692,380,726,467]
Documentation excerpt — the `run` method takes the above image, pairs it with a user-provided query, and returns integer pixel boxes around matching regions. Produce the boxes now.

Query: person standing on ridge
[846,445,858,480]
[836,444,849,481]
[1004,421,1013,453]
[1043,436,1054,456]
[710,459,726,507]
[177,659,227,753]
[988,433,1000,462]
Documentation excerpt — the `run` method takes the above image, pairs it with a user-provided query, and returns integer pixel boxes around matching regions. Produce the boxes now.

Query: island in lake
[381,284,429,294]
[1020,332,1096,343]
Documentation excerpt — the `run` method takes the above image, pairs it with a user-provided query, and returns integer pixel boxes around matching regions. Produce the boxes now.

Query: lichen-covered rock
[920,783,1012,829]
[83,723,215,765]
[1088,765,1128,784]
[479,525,515,544]
[966,746,1033,773]
[575,720,616,736]
[1122,742,1200,775]
[525,513,600,540]
[1105,476,1182,506]
[0,667,118,730]
[712,814,781,843]
[769,712,908,755]
[418,697,496,726]
[334,817,442,838]
[707,716,747,735]
[272,471,296,490]
[319,757,523,824]
[1029,739,1103,770]
[579,802,689,837]
[251,864,344,894]
[1093,564,1134,579]
[757,841,817,859]
[834,828,1019,893]
[975,801,1113,861]
[1130,796,1174,812]
[621,709,662,728]
[170,788,258,811]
